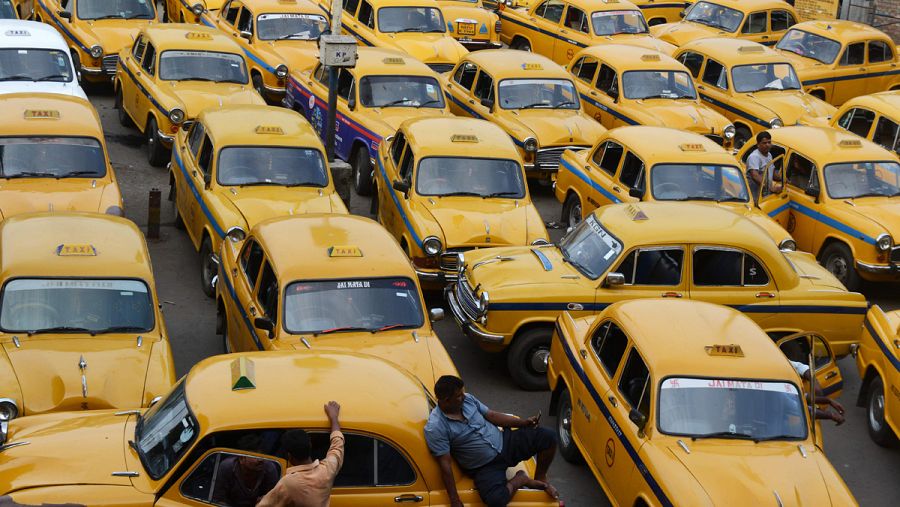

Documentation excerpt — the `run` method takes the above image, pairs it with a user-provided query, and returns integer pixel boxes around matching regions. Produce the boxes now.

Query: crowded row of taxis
[0,0,899,504]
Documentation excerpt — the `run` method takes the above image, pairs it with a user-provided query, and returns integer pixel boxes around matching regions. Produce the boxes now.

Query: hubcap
[568,202,582,227]
[203,254,216,289]
[529,346,550,374]
[558,403,572,447]
[826,254,849,282]
[869,388,885,432]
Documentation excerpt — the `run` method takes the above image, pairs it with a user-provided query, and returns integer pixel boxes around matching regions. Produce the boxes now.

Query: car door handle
[394,495,423,503]
[893,339,900,349]
[607,394,617,407]
[192,170,197,177]
[761,35,769,39]
[560,29,568,34]
[580,349,587,359]
[859,68,867,72]
[589,90,597,96]
[249,305,257,316]
[755,292,776,298]
[661,291,682,298]
[697,84,705,90]
[612,185,622,192]
[136,71,142,76]
[468,99,475,104]
[824,371,838,380]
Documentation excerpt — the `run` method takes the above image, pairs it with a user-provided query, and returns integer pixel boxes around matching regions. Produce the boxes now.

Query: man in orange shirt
[258,401,344,507]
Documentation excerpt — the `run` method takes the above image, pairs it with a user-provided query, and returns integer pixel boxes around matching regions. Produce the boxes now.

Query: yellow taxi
[283,47,453,195]
[0,351,560,506]
[194,0,328,103]
[568,45,734,145]
[34,0,157,82]
[650,0,798,48]
[375,117,549,284]
[319,0,468,74]
[443,50,605,178]
[831,90,900,157]
[215,214,458,392]
[774,20,900,106]
[0,93,123,218]
[855,304,900,447]
[0,212,175,420]
[674,38,835,148]
[554,126,794,249]
[165,0,226,23]
[169,105,348,298]
[547,299,855,506]
[114,24,265,167]
[737,126,900,291]
[498,0,676,66]
[438,0,501,50]
[632,0,690,27]
[1,0,17,18]
[446,202,867,389]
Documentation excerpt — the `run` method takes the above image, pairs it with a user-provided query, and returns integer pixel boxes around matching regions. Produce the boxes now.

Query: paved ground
[87,82,900,506]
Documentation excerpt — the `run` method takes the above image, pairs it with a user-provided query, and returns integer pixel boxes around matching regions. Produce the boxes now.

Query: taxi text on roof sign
[640,54,661,62]
[738,45,765,53]
[56,244,97,256]
[383,57,405,65]
[255,125,284,135]
[838,139,862,148]
[679,143,706,152]
[451,134,479,143]
[705,344,745,357]
[329,246,363,257]
[522,63,543,71]
[185,32,213,40]
[24,110,60,120]
[625,204,649,221]
[231,357,256,390]
[4,30,30,36]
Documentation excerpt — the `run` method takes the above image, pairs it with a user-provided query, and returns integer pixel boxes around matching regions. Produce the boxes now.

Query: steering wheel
[654,182,688,200]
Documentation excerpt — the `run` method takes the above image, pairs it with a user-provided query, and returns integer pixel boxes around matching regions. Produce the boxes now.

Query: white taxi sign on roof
[329,246,363,257]
[24,110,60,120]
[56,244,97,256]
[522,63,543,71]
[4,30,30,37]
[451,134,479,143]
[705,344,744,357]
[679,143,706,152]
[255,125,284,135]
[185,32,213,40]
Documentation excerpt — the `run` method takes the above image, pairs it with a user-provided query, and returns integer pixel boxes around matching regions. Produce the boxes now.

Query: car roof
[368,0,443,8]
[0,212,153,280]
[0,93,103,138]
[576,45,683,70]
[184,350,432,444]
[557,0,641,14]
[678,38,788,65]
[600,299,798,379]
[608,126,738,165]
[401,117,520,159]
[840,91,900,118]
[251,214,416,282]
[0,20,67,49]
[463,49,570,79]
[199,105,325,150]
[351,47,438,76]
[789,20,893,44]
[770,126,896,163]
[238,0,323,14]
[694,0,793,13]
[142,24,244,51]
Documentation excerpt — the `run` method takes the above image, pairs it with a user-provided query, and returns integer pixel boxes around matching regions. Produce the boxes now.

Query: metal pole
[325,0,344,162]
[147,188,161,239]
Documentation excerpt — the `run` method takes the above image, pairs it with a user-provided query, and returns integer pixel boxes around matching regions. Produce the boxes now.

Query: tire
[507,328,553,390]
[252,73,266,100]
[220,311,233,354]
[867,376,897,447]
[199,237,217,299]
[146,117,169,167]
[556,387,584,463]
[172,185,185,230]
[820,242,861,291]
[562,193,583,229]
[734,126,752,150]
[70,50,82,82]
[116,87,133,128]
[370,183,379,217]
[511,38,532,52]
[352,147,374,196]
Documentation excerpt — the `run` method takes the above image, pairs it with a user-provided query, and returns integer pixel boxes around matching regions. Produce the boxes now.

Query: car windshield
[0,278,154,333]
[256,13,329,40]
[732,63,801,93]
[651,164,749,202]
[591,10,648,36]
[776,29,841,64]
[622,70,696,100]
[0,0,15,18]
[498,79,579,109]
[416,157,525,198]
[359,75,445,108]
[658,377,808,441]
[377,7,445,33]
[0,137,106,178]
[217,146,328,187]
[159,50,248,83]
[283,278,424,334]
[0,48,73,82]
[76,0,155,20]
[559,214,623,279]
[684,1,743,32]
[823,161,900,199]
[137,380,199,480]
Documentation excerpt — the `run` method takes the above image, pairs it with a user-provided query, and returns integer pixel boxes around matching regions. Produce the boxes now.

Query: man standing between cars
[424,375,559,507]
[257,401,344,507]
[746,131,773,200]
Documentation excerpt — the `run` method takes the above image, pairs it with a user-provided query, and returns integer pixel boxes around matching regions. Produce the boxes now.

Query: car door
[831,42,867,105]
[865,39,897,95]
[696,57,734,129]
[554,3,590,64]
[253,259,279,350]
[604,245,687,301]
[569,54,601,121]
[351,0,376,46]
[605,344,652,502]
[119,35,146,119]
[469,69,495,119]
[591,63,623,129]
[390,142,416,246]
[781,151,821,252]
[768,8,796,45]
[614,150,645,200]
[216,0,242,36]
[740,10,769,45]
[377,131,405,229]
[188,133,215,246]
[175,121,207,248]
[227,239,266,352]
[588,140,625,206]
[530,0,565,62]
[688,246,781,325]
[872,114,900,155]
[776,332,843,399]
[134,41,158,132]
[333,67,359,162]
[305,63,331,135]
[446,61,479,116]
[755,150,789,228]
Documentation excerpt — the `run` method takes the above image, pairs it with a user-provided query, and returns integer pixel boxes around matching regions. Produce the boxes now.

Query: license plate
[457,22,475,36]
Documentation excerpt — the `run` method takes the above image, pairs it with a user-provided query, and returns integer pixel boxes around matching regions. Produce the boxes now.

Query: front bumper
[445,285,504,344]
[415,268,458,283]
[157,129,175,147]
[856,260,900,276]
[459,40,503,51]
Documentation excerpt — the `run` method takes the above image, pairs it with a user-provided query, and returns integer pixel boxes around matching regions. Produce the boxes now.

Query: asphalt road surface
[86,84,900,506]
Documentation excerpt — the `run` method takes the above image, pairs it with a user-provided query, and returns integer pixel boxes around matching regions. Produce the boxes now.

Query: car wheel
[734,126,752,150]
[70,50,82,81]
[562,193,582,229]
[172,186,185,230]
[507,328,552,390]
[146,117,169,167]
[252,73,266,100]
[116,88,133,128]
[512,38,532,52]
[352,147,374,196]
[199,237,217,298]
[221,312,233,354]
[820,242,861,291]
[556,387,584,463]
[867,376,897,447]
[370,184,379,217]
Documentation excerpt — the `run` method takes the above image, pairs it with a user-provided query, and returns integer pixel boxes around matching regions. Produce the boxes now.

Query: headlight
[90,45,103,59]
[523,137,538,153]
[532,238,549,246]
[0,399,18,421]
[192,3,204,15]
[169,108,185,124]
[423,236,442,256]
[225,226,246,243]
[769,118,784,128]
[779,239,797,251]
[876,233,893,252]
[724,124,736,139]
[275,64,288,80]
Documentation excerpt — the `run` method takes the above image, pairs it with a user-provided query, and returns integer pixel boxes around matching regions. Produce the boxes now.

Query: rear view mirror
[58,10,71,20]
[239,30,252,41]
[629,408,647,431]
[392,179,410,195]
[804,186,819,198]
[480,98,494,109]
[604,272,625,287]
[254,317,275,339]
[628,187,645,199]
[430,308,444,322]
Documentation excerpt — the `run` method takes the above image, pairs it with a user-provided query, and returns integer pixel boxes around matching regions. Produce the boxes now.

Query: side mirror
[58,10,71,20]
[204,171,213,189]
[679,9,686,18]
[239,30,252,41]
[604,272,625,287]
[430,308,445,322]
[628,187,645,199]
[480,97,494,109]
[629,408,647,431]
[254,317,275,339]
[348,96,356,111]
[392,179,410,196]
[804,186,819,199]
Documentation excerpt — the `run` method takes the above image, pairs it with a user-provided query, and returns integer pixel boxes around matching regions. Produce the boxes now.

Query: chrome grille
[102,55,119,75]
[704,134,724,146]
[891,246,900,264]
[455,274,480,320]
[535,146,588,171]
[440,248,471,273]
[427,63,455,74]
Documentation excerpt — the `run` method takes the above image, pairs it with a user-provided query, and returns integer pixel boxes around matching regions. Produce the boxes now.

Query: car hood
[744,90,835,125]
[837,198,900,234]
[85,20,153,55]
[0,82,87,100]
[417,197,530,247]
[464,246,585,291]
[507,109,603,146]
[388,33,467,64]
[166,82,264,118]
[222,186,339,229]
[776,50,829,76]
[650,22,725,47]
[715,203,792,244]
[633,99,731,133]
[2,337,154,415]
[364,106,451,133]
[782,250,848,290]
[0,181,110,218]
[608,33,678,56]
[266,42,320,73]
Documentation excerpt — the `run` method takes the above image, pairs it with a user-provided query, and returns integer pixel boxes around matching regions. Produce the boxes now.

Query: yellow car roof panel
[0,93,104,138]
[143,24,243,52]
[564,0,641,14]
[840,91,900,118]
[463,50,570,79]
[698,0,793,13]
[771,126,896,164]
[608,126,737,164]
[791,20,893,44]
[199,105,325,149]
[680,38,789,66]
[352,47,438,76]
[401,117,520,159]
[238,0,324,14]
[577,45,684,70]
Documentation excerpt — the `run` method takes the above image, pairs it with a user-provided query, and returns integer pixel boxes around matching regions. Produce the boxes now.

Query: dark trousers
[465,426,555,507]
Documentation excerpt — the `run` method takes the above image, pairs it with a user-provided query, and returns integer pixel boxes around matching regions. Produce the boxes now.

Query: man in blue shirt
[424,375,558,507]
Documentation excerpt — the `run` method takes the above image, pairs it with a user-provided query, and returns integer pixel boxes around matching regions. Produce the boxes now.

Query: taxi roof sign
[679,143,706,152]
[4,30,30,36]
[737,45,765,53]
[56,244,97,256]
[522,63,543,71]
[328,246,363,257]
[640,54,660,61]
[231,357,256,390]
[24,110,60,120]
[255,125,284,135]
[185,32,213,40]
[451,134,479,143]
[383,57,405,65]
[705,344,744,357]
[838,139,862,148]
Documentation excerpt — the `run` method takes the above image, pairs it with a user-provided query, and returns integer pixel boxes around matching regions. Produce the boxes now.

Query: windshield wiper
[92,14,125,19]
[849,192,889,199]
[93,325,147,334]
[173,77,214,82]
[62,170,103,178]
[215,78,247,84]
[313,326,372,336]
[5,171,57,178]
[438,191,483,197]
[484,191,521,198]
[691,430,755,441]
[416,99,441,108]
[124,14,154,19]
[379,98,414,107]
[752,433,801,443]
[277,32,308,40]
[239,181,280,187]
[27,326,93,336]
[560,249,593,278]
[373,323,416,332]
[637,94,675,100]
[34,74,70,82]
[520,101,551,109]
[553,100,577,108]
[0,75,34,81]
[717,196,747,203]
[284,181,325,187]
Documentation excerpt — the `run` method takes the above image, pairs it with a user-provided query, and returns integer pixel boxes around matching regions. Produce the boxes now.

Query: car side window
[240,240,265,288]
[132,36,146,62]
[237,7,253,34]
[571,56,598,83]
[473,71,494,102]
[618,347,650,415]
[590,321,629,378]
[593,141,623,176]
[614,248,684,286]
[841,107,875,137]
[770,9,795,32]
[702,59,727,90]
[224,2,240,24]
[180,451,281,506]
[399,146,414,181]
[453,62,478,90]
[537,0,564,23]
[786,152,815,191]
[677,52,704,78]
[357,0,374,29]
[141,43,156,75]
[868,40,894,64]
[197,135,213,176]
[840,42,865,66]
[741,11,767,34]
[692,247,769,286]
[314,64,328,85]
[595,64,618,99]
[188,122,206,159]
[343,0,360,17]
[390,132,406,166]
[779,335,833,371]
[873,116,900,154]
[256,261,278,318]
[337,69,355,101]
[310,433,416,487]
[564,6,588,33]
[618,152,644,191]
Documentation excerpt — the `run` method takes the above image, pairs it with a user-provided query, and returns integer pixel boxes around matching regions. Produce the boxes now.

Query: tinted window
[594,141,623,176]
[237,7,253,33]
[618,348,650,412]
[357,1,374,28]
[840,42,865,66]
[843,108,876,137]
[873,117,900,154]
[770,10,795,32]
[224,2,240,23]
[741,12,767,34]
[619,152,644,190]
[188,123,205,159]
[474,71,494,101]
[702,59,727,89]
[869,40,894,63]
[398,147,413,181]
[197,135,213,175]
[590,321,628,377]
[786,153,815,191]
[310,433,416,487]
[337,69,354,101]
[564,6,588,33]
[615,248,684,285]
[536,0,564,23]
[693,248,769,286]
[241,241,265,288]
[390,133,406,166]
[453,62,477,90]
[596,64,618,98]
[677,52,704,78]
[141,43,156,74]
[256,262,278,318]
[343,0,360,16]
[133,36,146,62]
[572,56,598,83]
